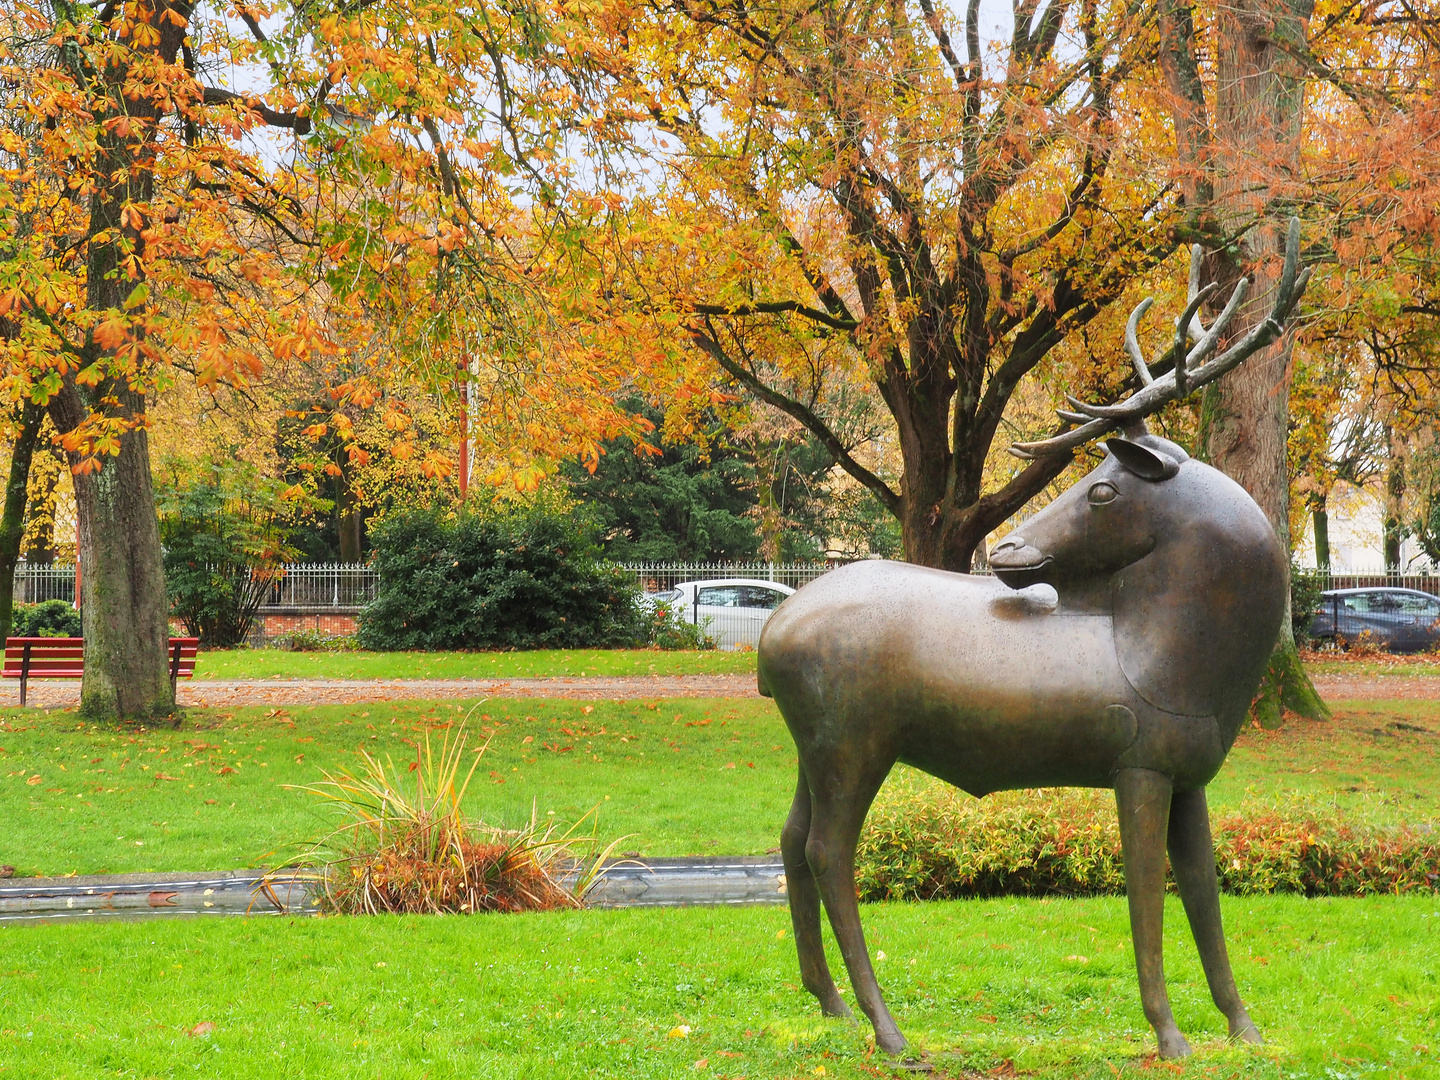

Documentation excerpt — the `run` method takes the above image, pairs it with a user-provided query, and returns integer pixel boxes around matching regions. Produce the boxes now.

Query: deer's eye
[1088,482,1119,506]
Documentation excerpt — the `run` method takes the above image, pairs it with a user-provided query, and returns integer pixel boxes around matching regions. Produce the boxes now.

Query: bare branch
[690,327,902,516]
[201,87,311,133]
[691,301,858,333]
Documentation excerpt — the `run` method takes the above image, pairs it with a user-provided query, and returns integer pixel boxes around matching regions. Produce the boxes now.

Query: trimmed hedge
[855,785,1439,900]
[9,600,83,638]
[357,498,646,651]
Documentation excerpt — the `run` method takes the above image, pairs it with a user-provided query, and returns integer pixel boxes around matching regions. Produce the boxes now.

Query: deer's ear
[1105,438,1180,481]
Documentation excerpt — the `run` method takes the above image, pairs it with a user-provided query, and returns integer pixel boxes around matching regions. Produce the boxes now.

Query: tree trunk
[1384,433,1405,571]
[1311,499,1330,570]
[337,465,363,562]
[0,402,45,641]
[1206,0,1326,726]
[50,385,174,721]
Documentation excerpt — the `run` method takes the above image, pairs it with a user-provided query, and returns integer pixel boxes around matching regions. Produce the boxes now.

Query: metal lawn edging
[0,858,788,924]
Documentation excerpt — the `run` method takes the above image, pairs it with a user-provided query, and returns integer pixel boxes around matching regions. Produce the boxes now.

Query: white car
[645,578,796,649]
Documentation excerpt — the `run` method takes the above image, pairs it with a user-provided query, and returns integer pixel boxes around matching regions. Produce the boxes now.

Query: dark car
[1308,587,1440,653]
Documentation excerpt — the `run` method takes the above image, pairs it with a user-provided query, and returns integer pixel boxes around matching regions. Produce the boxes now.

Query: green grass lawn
[190,648,758,680]
[1302,651,1440,679]
[1,697,1437,878]
[0,894,1434,1078]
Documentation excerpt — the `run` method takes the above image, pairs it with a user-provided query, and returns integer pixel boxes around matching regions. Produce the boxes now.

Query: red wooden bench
[3,637,199,705]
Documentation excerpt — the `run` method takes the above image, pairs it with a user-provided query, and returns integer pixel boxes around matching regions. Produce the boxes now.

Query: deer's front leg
[1115,768,1192,1059]
[1168,787,1262,1045]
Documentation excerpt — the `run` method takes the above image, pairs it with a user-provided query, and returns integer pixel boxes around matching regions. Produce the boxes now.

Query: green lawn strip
[1304,656,1440,679]
[190,648,757,681]
[0,698,795,876]
[1,698,1437,878]
[0,895,1434,1079]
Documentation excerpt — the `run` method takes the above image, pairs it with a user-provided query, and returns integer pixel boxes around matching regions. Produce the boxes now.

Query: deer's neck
[1112,532,1280,734]
[1053,577,1114,616]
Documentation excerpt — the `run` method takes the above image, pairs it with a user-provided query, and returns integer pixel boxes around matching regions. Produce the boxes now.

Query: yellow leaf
[93,314,130,351]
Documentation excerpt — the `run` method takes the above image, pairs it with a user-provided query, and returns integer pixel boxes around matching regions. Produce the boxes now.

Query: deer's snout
[989,536,1052,589]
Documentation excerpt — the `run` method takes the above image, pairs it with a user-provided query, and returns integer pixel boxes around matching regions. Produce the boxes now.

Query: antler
[1011,217,1311,460]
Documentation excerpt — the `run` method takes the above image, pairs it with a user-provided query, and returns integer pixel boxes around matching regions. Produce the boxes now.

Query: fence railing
[256,563,378,608]
[620,561,843,592]
[18,561,1431,615]
[10,562,379,611]
[11,564,77,605]
[1317,572,1440,596]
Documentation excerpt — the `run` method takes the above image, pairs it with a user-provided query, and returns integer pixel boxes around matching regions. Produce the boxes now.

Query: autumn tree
[0,0,652,718]
[1153,0,1440,717]
[552,0,1214,570]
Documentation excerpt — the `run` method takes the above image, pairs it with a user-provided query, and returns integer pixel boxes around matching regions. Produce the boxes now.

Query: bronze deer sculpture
[758,221,1311,1060]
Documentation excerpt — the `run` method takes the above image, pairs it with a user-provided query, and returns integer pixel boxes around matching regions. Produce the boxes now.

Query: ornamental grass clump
[855,782,1440,902]
[291,723,613,915]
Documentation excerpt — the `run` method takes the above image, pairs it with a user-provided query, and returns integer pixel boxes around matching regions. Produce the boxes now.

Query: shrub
[358,495,647,651]
[854,783,1439,901]
[157,460,311,648]
[641,600,716,650]
[274,629,360,652]
[10,600,82,638]
[290,724,611,915]
[1290,563,1328,644]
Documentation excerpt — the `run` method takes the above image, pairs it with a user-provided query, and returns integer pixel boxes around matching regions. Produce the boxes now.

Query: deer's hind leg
[1115,767,1192,1060]
[1168,787,1263,1045]
[804,756,905,1054]
[782,763,852,1018]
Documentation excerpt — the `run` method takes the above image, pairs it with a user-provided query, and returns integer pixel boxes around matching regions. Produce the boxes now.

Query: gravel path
[1,671,1435,709]
[0,673,762,709]
[1308,674,1440,701]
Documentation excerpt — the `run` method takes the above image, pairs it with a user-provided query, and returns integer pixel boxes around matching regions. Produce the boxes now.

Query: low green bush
[273,629,360,652]
[10,600,83,638]
[1290,562,1329,644]
[358,495,647,651]
[855,784,1439,900]
[640,600,716,650]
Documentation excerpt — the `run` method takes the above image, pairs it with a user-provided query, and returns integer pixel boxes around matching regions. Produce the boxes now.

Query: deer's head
[989,433,1187,597]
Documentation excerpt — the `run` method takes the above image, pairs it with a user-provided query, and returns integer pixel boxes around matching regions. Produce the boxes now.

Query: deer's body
[761,563,1229,797]
[760,436,1286,1060]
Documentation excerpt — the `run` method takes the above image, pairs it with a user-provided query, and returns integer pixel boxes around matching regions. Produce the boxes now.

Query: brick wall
[258,612,358,636]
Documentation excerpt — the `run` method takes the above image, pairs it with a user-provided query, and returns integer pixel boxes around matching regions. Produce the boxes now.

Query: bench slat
[4,637,202,685]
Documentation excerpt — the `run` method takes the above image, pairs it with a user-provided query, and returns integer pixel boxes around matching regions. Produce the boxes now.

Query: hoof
[874,1028,908,1056]
[1156,1028,1193,1059]
[1229,1019,1264,1046]
[819,994,854,1020]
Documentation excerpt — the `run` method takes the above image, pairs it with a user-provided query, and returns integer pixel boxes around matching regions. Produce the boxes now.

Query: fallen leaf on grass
[187,1022,215,1037]
[25,775,41,785]
[0,866,13,878]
